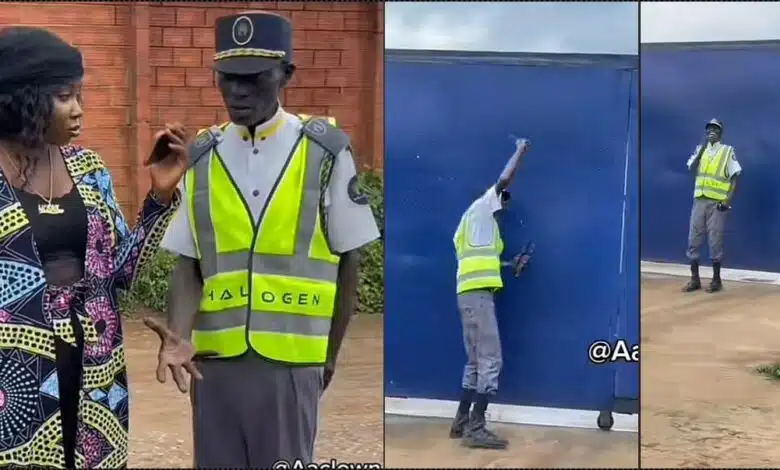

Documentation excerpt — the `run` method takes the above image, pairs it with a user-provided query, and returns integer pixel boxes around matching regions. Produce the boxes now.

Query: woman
[0,27,188,468]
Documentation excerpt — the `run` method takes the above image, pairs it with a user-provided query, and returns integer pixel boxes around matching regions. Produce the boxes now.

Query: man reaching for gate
[450,137,532,450]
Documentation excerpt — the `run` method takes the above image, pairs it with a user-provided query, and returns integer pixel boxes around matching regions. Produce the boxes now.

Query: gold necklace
[37,149,64,215]
[1,147,65,215]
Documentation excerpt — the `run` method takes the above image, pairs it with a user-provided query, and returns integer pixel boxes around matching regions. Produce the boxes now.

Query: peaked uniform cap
[213,11,293,75]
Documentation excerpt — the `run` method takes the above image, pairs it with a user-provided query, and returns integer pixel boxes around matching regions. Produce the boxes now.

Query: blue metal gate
[385,49,639,416]
[641,41,780,272]
[614,68,639,408]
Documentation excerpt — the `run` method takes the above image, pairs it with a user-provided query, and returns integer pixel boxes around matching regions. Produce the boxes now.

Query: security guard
[682,118,741,293]
[449,138,531,450]
[148,11,380,468]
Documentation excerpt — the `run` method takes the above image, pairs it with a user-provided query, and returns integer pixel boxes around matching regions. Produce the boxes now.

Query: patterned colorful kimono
[0,145,180,468]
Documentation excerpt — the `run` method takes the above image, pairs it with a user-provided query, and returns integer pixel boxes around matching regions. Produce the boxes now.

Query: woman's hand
[148,123,189,204]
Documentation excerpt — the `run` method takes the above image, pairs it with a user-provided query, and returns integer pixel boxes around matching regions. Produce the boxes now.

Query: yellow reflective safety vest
[185,115,344,365]
[694,144,733,202]
[454,210,504,294]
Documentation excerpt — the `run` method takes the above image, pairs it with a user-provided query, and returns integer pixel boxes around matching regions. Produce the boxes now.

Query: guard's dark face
[706,125,722,144]
[216,63,295,126]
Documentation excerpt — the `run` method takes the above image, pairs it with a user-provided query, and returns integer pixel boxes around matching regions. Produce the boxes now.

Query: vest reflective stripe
[694,144,732,201]
[196,308,332,335]
[196,251,338,281]
[454,213,504,294]
[187,118,340,364]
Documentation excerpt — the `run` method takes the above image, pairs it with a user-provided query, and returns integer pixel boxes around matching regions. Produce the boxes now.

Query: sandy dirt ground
[641,276,780,468]
[385,416,638,468]
[125,314,383,468]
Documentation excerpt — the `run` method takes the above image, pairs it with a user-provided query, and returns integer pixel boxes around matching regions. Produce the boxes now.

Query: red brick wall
[0,1,383,214]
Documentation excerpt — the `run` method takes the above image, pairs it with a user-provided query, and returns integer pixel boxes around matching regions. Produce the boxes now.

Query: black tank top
[14,185,88,270]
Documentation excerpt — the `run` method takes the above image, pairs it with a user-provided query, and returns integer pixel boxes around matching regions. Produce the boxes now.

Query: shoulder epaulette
[188,127,219,168]
[300,116,351,157]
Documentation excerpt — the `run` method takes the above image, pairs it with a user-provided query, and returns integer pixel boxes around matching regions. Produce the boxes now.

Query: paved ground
[125,314,383,467]
[385,416,638,468]
[641,276,780,468]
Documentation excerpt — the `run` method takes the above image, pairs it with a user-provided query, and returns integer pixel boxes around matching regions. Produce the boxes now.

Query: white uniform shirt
[453,185,503,248]
[686,141,742,178]
[162,106,380,258]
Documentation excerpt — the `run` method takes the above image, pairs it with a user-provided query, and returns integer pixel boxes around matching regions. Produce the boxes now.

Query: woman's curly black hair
[0,84,54,148]
[0,84,56,187]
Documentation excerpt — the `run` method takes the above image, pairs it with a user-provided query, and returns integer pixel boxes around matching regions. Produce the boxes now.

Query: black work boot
[706,261,723,293]
[682,260,702,292]
[463,394,508,449]
[449,389,474,438]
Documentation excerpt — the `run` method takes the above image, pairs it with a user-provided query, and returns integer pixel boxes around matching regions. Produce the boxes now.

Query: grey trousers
[191,353,324,469]
[457,290,503,395]
[686,197,727,263]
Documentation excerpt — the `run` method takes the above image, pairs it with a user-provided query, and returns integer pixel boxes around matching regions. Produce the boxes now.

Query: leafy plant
[356,171,384,315]
[118,249,176,315]
[755,362,780,381]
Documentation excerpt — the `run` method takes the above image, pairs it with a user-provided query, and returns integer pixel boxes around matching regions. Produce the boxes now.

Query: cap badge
[232,16,254,46]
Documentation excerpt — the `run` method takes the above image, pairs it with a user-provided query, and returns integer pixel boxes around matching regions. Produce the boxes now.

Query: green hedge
[118,249,176,314]
[355,171,384,315]
[119,171,384,316]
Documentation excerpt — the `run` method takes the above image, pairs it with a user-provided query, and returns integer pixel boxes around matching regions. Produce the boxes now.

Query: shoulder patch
[301,117,350,157]
[347,174,369,205]
[188,129,218,168]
